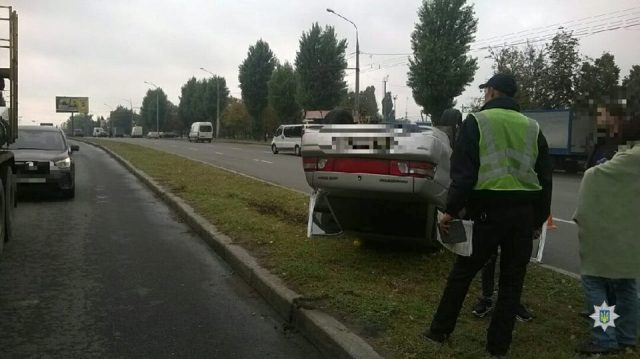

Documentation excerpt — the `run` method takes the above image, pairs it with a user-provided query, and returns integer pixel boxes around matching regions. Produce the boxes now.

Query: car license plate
[17,178,46,183]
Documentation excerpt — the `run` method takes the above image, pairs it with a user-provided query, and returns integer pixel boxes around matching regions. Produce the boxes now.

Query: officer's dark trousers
[429,204,534,356]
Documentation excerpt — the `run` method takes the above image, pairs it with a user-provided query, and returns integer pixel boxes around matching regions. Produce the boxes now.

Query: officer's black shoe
[515,304,533,322]
[472,297,493,318]
[422,329,448,345]
[575,340,621,355]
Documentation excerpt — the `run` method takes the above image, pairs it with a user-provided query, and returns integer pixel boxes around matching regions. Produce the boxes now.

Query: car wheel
[2,166,15,243]
[271,144,278,154]
[294,145,301,157]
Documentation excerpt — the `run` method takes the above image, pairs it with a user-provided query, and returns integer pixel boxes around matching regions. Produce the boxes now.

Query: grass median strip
[91,140,636,358]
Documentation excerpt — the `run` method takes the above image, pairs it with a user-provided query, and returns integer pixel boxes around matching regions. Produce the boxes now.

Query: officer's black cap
[479,73,517,97]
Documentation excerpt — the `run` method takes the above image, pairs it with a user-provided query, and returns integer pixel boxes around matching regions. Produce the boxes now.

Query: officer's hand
[533,228,542,239]
[439,213,454,234]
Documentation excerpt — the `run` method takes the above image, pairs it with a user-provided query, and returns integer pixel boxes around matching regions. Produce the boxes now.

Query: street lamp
[327,8,359,121]
[144,81,160,134]
[199,67,221,139]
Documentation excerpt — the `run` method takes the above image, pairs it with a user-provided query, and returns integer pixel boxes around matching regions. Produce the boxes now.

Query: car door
[274,127,284,149]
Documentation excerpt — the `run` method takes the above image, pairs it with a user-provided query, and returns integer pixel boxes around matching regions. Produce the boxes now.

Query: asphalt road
[0,141,322,358]
[106,137,583,275]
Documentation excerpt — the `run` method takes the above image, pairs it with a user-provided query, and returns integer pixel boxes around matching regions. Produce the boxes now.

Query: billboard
[56,96,89,114]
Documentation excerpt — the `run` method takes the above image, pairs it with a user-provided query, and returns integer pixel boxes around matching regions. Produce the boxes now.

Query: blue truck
[524,110,594,173]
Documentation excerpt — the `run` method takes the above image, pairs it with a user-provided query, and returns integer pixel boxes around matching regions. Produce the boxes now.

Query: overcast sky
[7,0,640,125]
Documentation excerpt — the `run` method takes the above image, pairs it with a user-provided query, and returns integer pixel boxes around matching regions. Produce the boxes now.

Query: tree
[489,42,548,109]
[343,86,379,121]
[238,39,277,139]
[268,62,301,124]
[221,98,251,139]
[622,65,640,119]
[407,0,478,124]
[544,31,580,109]
[108,106,134,135]
[575,52,621,104]
[382,92,395,122]
[295,23,348,110]
[140,88,169,132]
[62,113,96,135]
[179,76,230,136]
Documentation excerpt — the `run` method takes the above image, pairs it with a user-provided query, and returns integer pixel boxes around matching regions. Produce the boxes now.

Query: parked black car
[9,126,78,198]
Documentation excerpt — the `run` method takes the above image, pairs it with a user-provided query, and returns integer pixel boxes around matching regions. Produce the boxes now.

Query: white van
[271,124,303,156]
[188,122,214,143]
[131,126,143,138]
[92,127,106,137]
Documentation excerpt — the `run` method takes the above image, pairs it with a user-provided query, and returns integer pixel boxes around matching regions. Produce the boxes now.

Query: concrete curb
[78,139,383,359]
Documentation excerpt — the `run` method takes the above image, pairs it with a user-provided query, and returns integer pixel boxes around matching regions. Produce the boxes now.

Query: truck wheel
[271,144,278,154]
[0,177,6,256]
[3,166,15,243]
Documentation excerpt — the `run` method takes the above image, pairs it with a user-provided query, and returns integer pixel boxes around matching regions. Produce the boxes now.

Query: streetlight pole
[144,81,160,134]
[199,67,220,138]
[327,8,359,122]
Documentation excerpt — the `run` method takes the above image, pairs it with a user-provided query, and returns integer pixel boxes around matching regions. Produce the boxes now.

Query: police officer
[423,73,552,357]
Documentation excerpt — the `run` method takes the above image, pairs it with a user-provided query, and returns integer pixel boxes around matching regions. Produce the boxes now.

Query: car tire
[294,145,301,157]
[271,144,278,154]
[2,166,15,243]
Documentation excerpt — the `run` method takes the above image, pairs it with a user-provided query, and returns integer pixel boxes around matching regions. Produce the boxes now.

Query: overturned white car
[301,122,452,245]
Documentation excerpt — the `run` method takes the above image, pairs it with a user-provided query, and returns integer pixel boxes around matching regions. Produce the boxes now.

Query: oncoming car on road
[188,122,213,143]
[10,126,79,198]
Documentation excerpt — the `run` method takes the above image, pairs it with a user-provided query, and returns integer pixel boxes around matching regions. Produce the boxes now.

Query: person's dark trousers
[482,254,498,298]
[429,204,534,356]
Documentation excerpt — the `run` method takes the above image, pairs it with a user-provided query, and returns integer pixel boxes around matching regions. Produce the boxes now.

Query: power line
[360,6,640,58]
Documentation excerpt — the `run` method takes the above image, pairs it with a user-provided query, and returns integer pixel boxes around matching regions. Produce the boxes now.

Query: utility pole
[327,8,359,121]
[200,67,221,138]
[383,75,388,95]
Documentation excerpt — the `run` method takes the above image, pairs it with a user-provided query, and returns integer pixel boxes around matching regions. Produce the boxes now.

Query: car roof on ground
[18,126,62,132]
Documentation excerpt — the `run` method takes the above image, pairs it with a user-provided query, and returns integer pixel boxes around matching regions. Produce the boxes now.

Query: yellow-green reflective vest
[472,108,542,191]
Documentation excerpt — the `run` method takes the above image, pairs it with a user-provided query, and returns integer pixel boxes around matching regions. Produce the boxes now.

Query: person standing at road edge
[574,144,639,355]
[423,73,553,357]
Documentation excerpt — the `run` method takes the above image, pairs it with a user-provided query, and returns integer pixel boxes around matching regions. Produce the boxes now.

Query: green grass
[91,140,637,359]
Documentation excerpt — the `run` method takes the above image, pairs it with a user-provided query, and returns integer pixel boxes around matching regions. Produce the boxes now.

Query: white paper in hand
[436,211,474,257]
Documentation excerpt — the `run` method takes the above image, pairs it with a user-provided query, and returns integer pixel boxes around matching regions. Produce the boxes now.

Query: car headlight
[55,157,71,168]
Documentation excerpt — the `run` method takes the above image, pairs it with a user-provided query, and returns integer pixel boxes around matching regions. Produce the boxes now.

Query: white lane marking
[262,151,272,154]
[261,160,273,164]
[230,147,242,150]
[553,217,575,225]
[214,152,223,155]
[253,159,260,162]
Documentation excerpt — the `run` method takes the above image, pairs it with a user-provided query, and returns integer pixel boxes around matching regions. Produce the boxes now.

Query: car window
[199,125,212,132]
[274,128,282,137]
[292,126,302,137]
[11,129,66,151]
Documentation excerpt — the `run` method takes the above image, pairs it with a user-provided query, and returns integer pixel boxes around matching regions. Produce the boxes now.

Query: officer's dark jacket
[446,96,553,228]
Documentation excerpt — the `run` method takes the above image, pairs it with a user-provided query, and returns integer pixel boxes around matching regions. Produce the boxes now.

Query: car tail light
[304,157,435,178]
[303,157,318,171]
